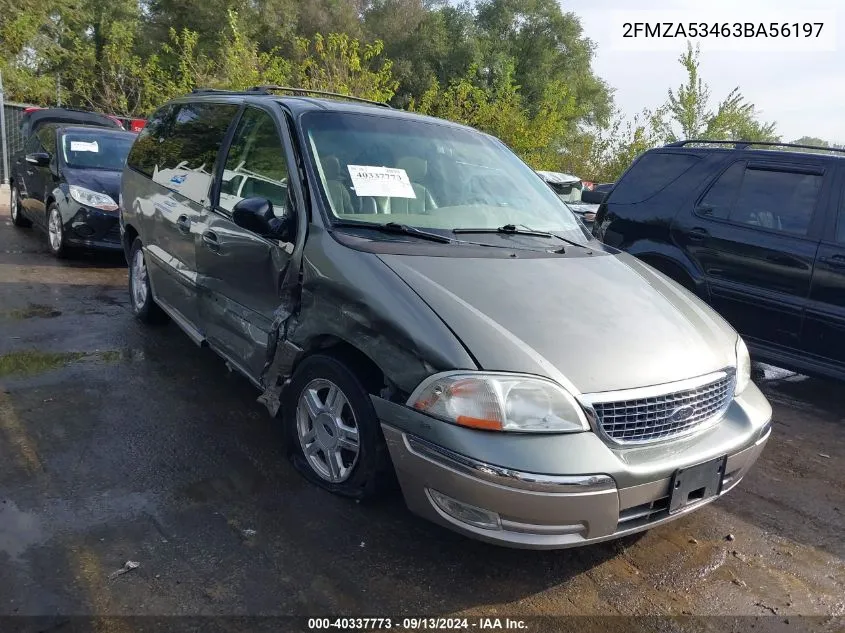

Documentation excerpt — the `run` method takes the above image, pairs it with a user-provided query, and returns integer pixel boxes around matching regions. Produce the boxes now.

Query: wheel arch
[627,240,709,299]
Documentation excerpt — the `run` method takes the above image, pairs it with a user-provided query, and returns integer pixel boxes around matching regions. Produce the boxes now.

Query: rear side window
[611,152,700,204]
[731,169,821,235]
[153,102,239,204]
[698,162,744,219]
[127,105,174,177]
[838,195,845,243]
[700,162,822,236]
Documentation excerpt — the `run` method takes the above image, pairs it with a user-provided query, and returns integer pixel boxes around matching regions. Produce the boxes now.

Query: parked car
[592,139,845,382]
[9,123,136,257]
[120,90,771,549]
[19,107,124,139]
[536,170,598,227]
[581,182,614,205]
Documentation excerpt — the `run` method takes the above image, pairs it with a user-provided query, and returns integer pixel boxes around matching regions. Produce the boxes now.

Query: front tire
[47,204,67,258]
[129,237,168,324]
[10,186,31,227]
[284,354,393,500]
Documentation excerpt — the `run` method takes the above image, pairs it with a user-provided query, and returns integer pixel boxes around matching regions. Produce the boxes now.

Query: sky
[565,0,845,143]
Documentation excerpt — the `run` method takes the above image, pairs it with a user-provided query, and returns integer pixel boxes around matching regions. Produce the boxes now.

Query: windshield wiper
[453,224,554,238]
[452,223,592,252]
[334,221,454,244]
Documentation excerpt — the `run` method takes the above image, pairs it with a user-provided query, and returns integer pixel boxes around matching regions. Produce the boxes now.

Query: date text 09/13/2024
[307,618,528,630]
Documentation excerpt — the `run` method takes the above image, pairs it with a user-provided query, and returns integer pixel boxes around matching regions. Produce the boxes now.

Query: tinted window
[152,103,238,204]
[25,134,42,154]
[218,107,290,217]
[127,105,174,177]
[611,152,700,204]
[729,168,821,236]
[698,162,744,219]
[838,196,845,243]
[37,127,57,155]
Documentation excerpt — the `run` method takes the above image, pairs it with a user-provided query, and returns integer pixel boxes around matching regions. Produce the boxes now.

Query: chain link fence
[1,102,32,183]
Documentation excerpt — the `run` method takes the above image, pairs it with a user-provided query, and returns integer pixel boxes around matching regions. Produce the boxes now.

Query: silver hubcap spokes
[48,209,62,251]
[296,378,360,483]
[10,190,18,220]
[131,249,148,309]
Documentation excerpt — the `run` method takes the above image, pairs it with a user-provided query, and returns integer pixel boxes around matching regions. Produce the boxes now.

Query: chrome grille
[590,372,735,445]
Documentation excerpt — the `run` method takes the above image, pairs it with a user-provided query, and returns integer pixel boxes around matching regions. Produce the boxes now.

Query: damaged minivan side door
[193,104,299,383]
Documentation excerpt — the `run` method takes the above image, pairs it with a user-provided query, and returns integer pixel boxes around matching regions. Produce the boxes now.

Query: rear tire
[129,237,168,324]
[10,186,31,227]
[284,353,393,500]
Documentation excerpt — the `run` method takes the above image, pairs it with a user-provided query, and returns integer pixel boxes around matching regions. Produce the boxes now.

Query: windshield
[302,112,587,243]
[546,180,584,204]
[61,132,134,170]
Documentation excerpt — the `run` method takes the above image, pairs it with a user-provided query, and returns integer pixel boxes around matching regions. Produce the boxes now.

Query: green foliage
[664,42,778,144]
[292,33,398,103]
[0,0,784,182]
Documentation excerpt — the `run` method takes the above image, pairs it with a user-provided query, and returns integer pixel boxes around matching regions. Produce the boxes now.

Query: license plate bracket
[668,455,727,514]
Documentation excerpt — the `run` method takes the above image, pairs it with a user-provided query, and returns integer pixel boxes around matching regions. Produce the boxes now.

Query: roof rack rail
[665,139,845,154]
[249,86,392,108]
[190,87,272,96]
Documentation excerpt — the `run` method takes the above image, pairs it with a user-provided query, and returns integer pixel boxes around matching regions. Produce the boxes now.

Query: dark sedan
[10,124,136,257]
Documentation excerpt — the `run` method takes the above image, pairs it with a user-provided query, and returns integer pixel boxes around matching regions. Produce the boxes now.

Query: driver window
[218,107,290,217]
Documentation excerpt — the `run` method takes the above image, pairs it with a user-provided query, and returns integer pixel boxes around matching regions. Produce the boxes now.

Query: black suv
[593,140,845,381]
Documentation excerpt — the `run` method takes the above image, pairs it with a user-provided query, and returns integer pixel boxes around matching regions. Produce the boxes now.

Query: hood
[378,251,737,395]
[63,168,121,202]
[567,202,599,215]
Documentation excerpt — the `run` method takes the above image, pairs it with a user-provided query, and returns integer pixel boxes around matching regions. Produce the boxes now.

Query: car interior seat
[323,156,355,215]
[387,157,438,214]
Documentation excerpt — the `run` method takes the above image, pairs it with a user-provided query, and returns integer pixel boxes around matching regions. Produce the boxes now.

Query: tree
[473,0,611,125]
[664,42,778,143]
[791,136,829,148]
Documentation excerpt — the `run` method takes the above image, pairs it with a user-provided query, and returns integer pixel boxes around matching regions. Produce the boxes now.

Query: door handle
[176,215,191,233]
[688,227,709,243]
[202,231,220,252]
[821,255,845,270]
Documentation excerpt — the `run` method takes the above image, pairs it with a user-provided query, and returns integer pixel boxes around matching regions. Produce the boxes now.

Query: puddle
[2,304,62,320]
[0,500,45,561]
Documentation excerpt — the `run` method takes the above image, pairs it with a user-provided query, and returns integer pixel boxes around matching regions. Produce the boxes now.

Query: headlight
[407,372,589,433]
[69,185,118,211]
[735,336,751,396]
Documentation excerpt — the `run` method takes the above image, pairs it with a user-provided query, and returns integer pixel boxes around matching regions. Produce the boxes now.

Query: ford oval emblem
[669,406,695,423]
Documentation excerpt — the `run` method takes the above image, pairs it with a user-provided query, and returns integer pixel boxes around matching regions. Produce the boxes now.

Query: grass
[0,351,86,378]
[0,349,123,378]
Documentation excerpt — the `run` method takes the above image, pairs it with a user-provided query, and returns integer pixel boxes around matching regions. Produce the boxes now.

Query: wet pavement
[0,207,843,629]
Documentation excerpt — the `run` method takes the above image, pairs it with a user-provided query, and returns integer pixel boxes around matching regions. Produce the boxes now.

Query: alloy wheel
[10,189,18,221]
[131,248,148,310]
[296,378,361,483]
[48,208,63,252]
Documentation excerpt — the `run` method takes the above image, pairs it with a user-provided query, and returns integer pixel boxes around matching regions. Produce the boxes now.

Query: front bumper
[62,206,122,251]
[377,384,771,549]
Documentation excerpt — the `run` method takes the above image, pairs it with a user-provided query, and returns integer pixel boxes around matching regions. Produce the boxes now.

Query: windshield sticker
[347,165,417,199]
[69,140,99,152]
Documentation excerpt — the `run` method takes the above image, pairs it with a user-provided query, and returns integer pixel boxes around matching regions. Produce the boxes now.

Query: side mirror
[26,152,50,167]
[232,197,275,235]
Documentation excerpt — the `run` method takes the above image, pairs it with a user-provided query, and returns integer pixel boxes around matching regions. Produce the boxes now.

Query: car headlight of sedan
[69,185,118,211]
[408,372,589,433]
[735,336,751,396]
